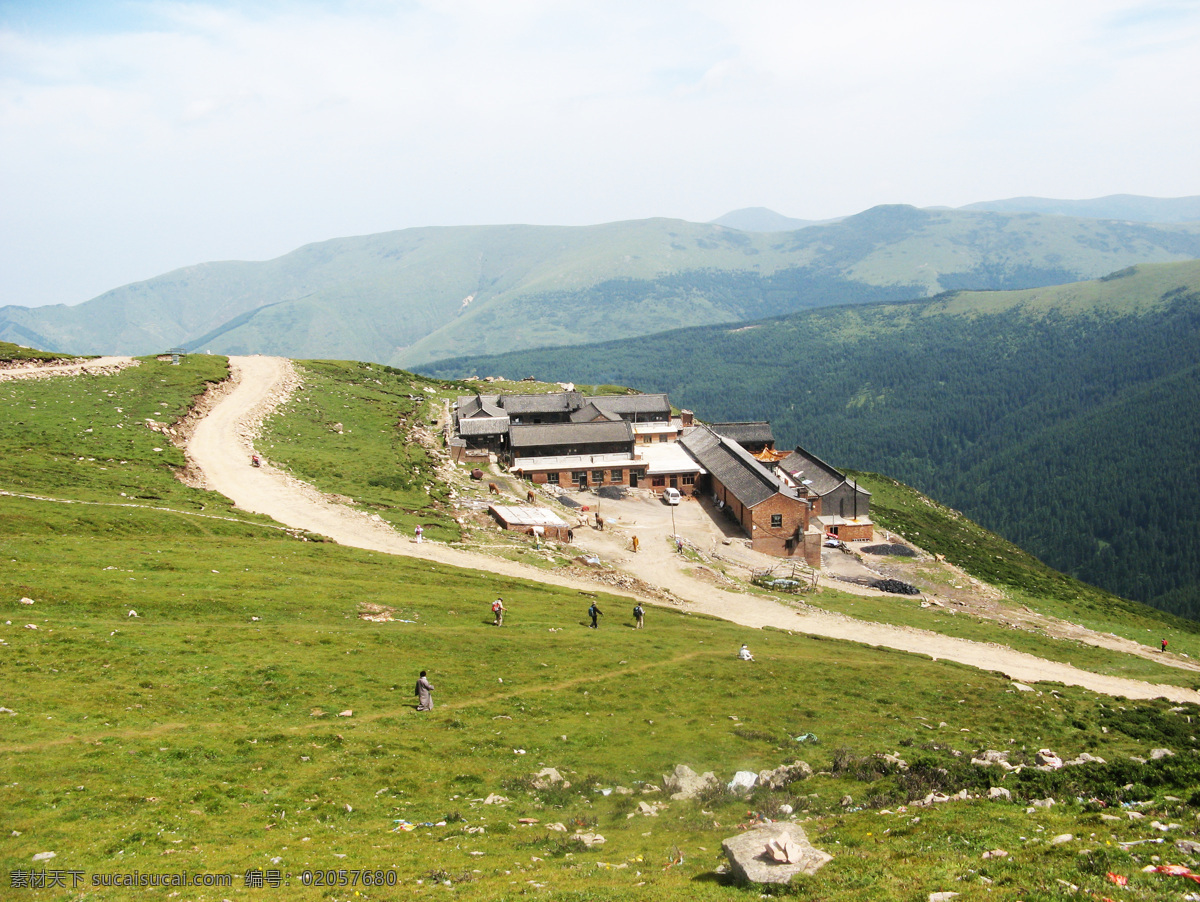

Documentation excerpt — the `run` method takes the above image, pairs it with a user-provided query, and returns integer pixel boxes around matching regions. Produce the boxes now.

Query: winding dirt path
[187,356,1200,704]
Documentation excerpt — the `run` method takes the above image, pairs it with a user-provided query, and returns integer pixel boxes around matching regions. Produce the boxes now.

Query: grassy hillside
[6,207,1200,368]
[420,261,1200,620]
[5,353,1200,900]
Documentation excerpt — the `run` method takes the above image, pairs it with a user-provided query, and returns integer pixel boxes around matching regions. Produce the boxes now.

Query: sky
[3,0,1200,308]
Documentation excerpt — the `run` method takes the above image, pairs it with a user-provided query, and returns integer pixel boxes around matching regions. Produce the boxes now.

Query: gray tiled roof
[777,446,870,498]
[458,416,510,437]
[591,394,671,418]
[456,394,504,418]
[500,391,583,415]
[570,402,622,423]
[509,420,634,450]
[710,421,775,446]
[679,426,791,508]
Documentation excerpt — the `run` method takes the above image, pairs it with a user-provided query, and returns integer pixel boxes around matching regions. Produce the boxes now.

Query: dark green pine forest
[422,269,1200,620]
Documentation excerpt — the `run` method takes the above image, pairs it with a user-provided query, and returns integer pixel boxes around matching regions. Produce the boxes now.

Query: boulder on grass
[664,764,719,800]
[722,822,832,885]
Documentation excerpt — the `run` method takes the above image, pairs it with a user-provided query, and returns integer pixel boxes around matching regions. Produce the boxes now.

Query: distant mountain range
[712,195,1200,231]
[4,197,1200,367]
[419,260,1200,620]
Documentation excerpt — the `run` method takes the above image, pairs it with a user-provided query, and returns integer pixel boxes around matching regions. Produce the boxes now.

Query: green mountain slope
[6,207,1200,367]
[420,260,1200,619]
[5,350,1200,900]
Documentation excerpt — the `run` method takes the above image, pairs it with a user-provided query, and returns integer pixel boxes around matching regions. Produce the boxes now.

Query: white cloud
[1,0,1199,306]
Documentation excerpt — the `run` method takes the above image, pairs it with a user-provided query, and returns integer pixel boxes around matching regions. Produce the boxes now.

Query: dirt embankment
[0,356,137,381]
[182,356,1200,705]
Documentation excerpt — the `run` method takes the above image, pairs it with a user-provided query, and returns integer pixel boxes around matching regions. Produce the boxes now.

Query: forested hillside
[421,262,1200,620]
[6,206,1200,367]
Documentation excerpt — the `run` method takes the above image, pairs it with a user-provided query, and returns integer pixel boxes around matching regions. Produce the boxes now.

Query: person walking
[631,535,640,553]
[588,602,602,629]
[633,603,644,630]
[1161,638,1168,653]
[415,671,435,710]
[492,597,506,626]
[414,524,424,544]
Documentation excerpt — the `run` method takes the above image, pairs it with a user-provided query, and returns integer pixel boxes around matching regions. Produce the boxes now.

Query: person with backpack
[588,602,602,629]
[633,603,644,629]
[492,597,505,627]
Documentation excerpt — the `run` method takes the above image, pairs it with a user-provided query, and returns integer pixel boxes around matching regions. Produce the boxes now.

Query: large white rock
[722,823,831,885]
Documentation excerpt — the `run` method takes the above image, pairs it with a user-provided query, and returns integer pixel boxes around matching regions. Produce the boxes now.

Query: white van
[662,487,681,505]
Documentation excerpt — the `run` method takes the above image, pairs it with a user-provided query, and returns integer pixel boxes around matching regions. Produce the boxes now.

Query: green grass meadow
[3,357,1200,900]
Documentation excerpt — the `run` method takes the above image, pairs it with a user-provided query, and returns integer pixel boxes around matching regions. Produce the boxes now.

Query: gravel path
[186,356,1200,704]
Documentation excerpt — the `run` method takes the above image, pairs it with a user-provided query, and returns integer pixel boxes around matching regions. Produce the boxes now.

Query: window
[681,474,695,486]
[610,469,624,482]
[652,476,665,487]
[658,433,668,442]
[546,472,559,485]
[770,514,783,529]
[592,469,605,484]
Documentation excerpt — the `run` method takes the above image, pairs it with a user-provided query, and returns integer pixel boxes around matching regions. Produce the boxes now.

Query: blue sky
[2,0,1200,307]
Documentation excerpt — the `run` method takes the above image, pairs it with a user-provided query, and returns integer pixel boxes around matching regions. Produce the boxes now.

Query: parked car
[662,487,681,505]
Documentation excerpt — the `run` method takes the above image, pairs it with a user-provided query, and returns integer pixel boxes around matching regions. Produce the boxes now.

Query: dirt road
[186,356,1200,704]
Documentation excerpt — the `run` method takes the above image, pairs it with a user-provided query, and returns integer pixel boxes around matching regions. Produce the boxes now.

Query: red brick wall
[750,493,811,557]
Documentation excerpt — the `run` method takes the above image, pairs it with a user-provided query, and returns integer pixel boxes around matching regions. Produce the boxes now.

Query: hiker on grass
[588,602,602,629]
[415,671,435,710]
[415,524,424,544]
[492,597,506,627]
[1162,638,1168,653]
[633,603,644,630]
[738,644,754,661]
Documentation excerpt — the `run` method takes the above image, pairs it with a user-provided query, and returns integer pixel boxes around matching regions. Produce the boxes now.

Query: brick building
[678,426,822,564]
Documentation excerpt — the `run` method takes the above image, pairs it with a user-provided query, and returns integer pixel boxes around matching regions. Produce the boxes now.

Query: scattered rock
[1066,753,1106,766]
[756,761,812,790]
[664,764,719,800]
[1050,834,1074,845]
[840,795,854,808]
[1032,798,1056,809]
[982,849,1008,860]
[19,597,34,605]
[531,767,567,790]
[482,794,508,805]
[32,852,56,862]
[877,753,909,770]
[988,787,1012,800]
[1011,683,1034,692]
[337,710,353,718]
[573,832,605,848]
[23,624,37,630]
[0,707,16,715]
[1150,748,1175,760]
[1035,749,1063,769]
[127,610,138,618]
[972,750,1016,770]
[728,771,758,793]
[722,823,832,885]
[1176,840,1200,855]
[928,894,960,902]
[546,823,567,832]
[518,818,539,825]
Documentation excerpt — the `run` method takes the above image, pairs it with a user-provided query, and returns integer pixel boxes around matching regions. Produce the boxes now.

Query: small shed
[489,504,572,542]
